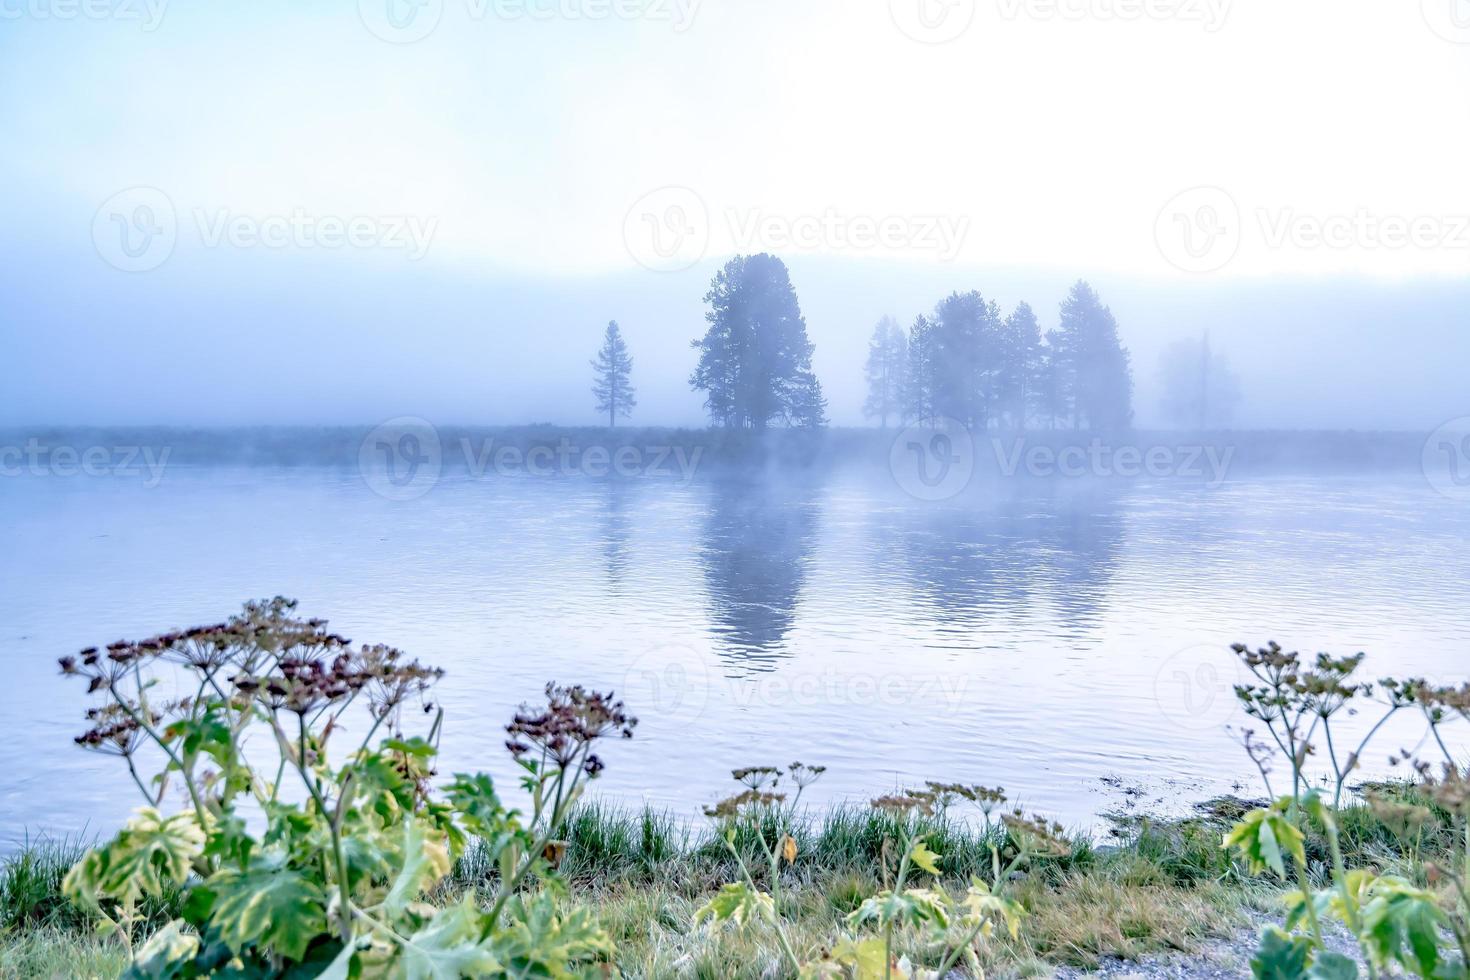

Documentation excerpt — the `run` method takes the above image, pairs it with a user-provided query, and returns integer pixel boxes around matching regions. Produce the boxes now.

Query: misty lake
[4,459,1468,848]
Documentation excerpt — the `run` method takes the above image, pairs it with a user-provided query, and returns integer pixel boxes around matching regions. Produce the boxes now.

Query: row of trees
[594,254,1243,431]
[593,254,827,429]
[864,281,1134,431]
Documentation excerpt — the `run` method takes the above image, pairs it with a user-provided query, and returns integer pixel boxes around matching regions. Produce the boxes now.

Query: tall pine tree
[1054,281,1133,430]
[904,314,940,426]
[862,315,908,428]
[690,254,826,429]
[998,302,1043,429]
[591,320,636,428]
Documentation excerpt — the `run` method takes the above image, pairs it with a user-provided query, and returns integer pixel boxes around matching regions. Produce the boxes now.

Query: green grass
[4,790,1461,978]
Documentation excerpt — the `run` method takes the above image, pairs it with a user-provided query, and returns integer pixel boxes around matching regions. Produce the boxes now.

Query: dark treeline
[865,280,1134,432]
[593,254,1135,433]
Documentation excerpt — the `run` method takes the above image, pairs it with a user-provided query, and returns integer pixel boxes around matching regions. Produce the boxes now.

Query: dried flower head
[870,793,935,817]
[704,789,786,820]
[787,762,826,789]
[1001,809,1071,857]
[732,766,782,790]
[505,683,637,769]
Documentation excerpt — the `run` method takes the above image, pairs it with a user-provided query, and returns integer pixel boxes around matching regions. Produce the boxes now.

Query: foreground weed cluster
[59,599,631,977]
[1224,643,1470,979]
[696,769,1062,978]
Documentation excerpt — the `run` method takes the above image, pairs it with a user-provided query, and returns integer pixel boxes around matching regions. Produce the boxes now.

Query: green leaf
[204,864,328,962]
[908,839,941,876]
[120,920,200,980]
[694,882,776,929]
[400,898,501,980]
[962,878,1025,940]
[847,888,952,931]
[1360,878,1447,978]
[1251,926,1312,980]
[828,936,893,979]
[1224,806,1306,879]
[384,820,451,917]
[490,893,615,977]
[446,773,519,842]
[64,807,205,910]
[1307,951,1359,980]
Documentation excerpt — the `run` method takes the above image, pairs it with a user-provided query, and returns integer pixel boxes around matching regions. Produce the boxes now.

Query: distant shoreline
[0,425,1434,477]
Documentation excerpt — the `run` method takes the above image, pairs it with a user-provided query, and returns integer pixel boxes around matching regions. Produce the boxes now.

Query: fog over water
[3,0,1470,857]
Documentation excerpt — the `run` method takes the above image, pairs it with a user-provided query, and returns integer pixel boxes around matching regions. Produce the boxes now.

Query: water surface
[3,464,1467,847]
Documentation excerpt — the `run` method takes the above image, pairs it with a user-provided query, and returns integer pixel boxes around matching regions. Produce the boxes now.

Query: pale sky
[3,0,1469,428]
[3,0,1469,280]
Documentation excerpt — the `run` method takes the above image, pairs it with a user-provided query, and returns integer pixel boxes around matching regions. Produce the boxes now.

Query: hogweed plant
[696,771,1041,979]
[695,763,824,971]
[1223,642,1470,980]
[58,598,632,978]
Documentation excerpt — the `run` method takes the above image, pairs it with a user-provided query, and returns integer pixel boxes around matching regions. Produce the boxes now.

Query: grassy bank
[5,791,1460,979]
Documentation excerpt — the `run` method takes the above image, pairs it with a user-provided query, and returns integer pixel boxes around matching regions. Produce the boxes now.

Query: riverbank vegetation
[6,602,1467,978]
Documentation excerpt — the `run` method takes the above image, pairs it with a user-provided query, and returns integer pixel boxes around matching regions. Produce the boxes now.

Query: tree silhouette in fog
[690,254,826,430]
[888,279,1134,431]
[863,316,908,429]
[1157,331,1242,429]
[591,320,636,427]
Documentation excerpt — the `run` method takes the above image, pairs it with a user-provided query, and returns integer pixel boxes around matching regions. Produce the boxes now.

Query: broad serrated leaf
[65,807,205,909]
[384,819,451,917]
[694,882,777,928]
[1224,806,1305,879]
[205,865,328,962]
[400,898,501,980]
[120,919,200,980]
[963,878,1025,939]
[1251,926,1312,980]
[1360,878,1447,978]
[908,839,941,876]
[829,935,897,979]
[1307,951,1359,980]
[491,892,616,976]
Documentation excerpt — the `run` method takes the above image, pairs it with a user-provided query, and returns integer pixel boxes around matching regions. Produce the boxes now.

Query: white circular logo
[358,0,444,43]
[92,187,177,273]
[890,0,976,43]
[620,643,717,727]
[1423,417,1470,500]
[1155,186,1241,274]
[623,187,710,272]
[889,418,974,501]
[359,417,443,501]
[1153,644,1247,733]
[1422,0,1470,43]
